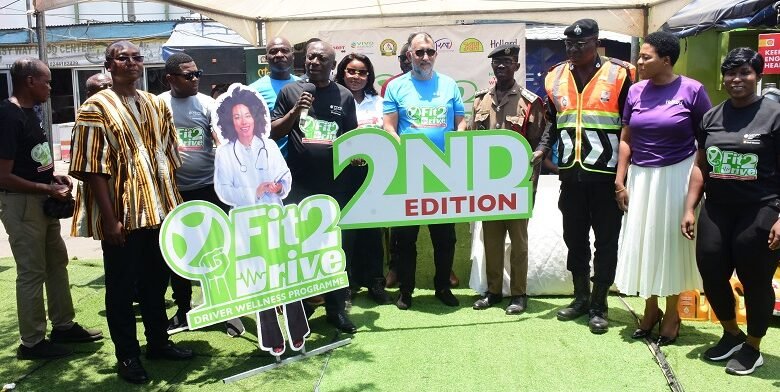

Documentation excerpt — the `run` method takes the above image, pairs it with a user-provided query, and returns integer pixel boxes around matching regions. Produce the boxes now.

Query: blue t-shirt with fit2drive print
[383,71,465,151]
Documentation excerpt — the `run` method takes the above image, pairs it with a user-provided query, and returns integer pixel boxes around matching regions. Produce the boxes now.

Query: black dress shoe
[435,289,460,307]
[368,281,392,305]
[146,341,194,360]
[656,318,681,346]
[326,312,357,334]
[505,295,528,315]
[473,292,502,310]
[117,357,149,384]
[396,292,413,310]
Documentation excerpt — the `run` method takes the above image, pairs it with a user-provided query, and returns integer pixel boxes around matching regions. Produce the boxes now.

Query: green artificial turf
[1,223,779,391]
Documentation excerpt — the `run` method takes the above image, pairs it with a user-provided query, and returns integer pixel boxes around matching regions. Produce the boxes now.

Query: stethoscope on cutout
[233,137,269,172]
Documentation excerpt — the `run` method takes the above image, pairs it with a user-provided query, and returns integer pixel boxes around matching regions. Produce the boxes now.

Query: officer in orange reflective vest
[532,19,635,334]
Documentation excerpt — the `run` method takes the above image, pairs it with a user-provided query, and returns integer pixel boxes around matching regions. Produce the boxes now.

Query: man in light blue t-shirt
[383,32,466,310]
[248,36,300,158]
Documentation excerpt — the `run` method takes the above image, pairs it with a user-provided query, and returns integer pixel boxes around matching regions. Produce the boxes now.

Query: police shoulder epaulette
[474,89,489,99]
[548,60,568,72]
[607,57,634,70]
[518,87,541,104]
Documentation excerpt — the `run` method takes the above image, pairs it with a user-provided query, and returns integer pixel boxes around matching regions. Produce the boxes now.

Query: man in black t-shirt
[271,40,358,334]
[0,58,102,361]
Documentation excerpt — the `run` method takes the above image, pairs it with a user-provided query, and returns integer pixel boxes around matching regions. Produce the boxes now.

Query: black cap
[488,44,520,59]
[564,19,599,38]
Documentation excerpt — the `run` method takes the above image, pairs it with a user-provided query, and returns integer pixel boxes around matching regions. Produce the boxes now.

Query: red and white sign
[759,33,780,74]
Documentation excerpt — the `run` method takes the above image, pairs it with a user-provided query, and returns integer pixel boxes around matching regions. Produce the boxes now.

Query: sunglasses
[345,68,369,77]
[564,38,596,49]
[110,55,145,63]
[172,70,203,81]
[491,58,517,66]
[413,48,437,58]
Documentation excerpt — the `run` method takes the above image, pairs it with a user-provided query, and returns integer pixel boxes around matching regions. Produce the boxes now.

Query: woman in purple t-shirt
[614,31,712,346]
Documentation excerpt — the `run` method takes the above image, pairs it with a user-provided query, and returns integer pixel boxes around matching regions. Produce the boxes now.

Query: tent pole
[35,9,54,154]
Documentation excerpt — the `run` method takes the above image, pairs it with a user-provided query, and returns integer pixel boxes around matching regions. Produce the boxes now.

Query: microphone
[299,83,316,121]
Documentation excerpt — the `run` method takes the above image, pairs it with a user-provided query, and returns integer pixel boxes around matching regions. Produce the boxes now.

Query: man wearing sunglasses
[158,52,246,338]
[470,44,547,315]
[70,40,194,384]
[532,19,635,335]
[249,36,300,159]
[383,32,467,310]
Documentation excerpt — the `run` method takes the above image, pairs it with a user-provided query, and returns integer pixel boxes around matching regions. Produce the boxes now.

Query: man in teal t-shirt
[383,32,466,310]
[249,36,300,158]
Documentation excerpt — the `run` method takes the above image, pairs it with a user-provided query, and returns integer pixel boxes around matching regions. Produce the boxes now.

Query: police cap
[564,19,599,38]
[488,44,520,59]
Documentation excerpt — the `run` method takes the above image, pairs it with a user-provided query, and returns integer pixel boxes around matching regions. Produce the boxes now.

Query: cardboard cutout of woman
[213,84,310,355]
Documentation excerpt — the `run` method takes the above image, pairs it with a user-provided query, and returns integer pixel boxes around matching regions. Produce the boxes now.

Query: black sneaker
[368,281,392,305]
[704,331,747,361]
[725,344,764,376]
[167,309,189,335]
[50,322,103,343]
[225,318,245,337]
[17,339,73,360]
[435,289,460,307]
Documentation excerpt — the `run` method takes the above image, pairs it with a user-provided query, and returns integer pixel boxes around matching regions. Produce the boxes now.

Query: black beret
[564,19,599,38]
[488,44,520,59]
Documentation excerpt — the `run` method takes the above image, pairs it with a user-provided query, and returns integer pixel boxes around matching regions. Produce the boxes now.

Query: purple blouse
[623,76,712,167]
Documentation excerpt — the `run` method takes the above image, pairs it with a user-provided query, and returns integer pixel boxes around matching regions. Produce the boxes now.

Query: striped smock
[69,89,182,239]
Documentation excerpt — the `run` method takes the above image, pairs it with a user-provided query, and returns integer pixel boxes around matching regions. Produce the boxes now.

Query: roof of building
[0,20,177,45]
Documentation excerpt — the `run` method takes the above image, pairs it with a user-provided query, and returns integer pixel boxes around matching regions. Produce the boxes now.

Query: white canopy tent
[34,0,694,45]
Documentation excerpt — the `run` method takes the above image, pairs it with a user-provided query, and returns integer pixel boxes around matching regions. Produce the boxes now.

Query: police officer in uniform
[471,44,546,314]
[533,19,635,334]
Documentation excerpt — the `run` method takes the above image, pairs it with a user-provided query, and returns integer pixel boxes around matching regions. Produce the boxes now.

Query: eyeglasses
[491,58,517,66]
[97,83,112,89]
[109,55,145,63]
[564,39,596,49]
[172,70,203,81]
[413,48,437,58]
[345,68,369,77]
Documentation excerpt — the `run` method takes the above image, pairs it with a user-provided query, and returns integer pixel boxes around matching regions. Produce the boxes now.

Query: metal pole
[35,9,54,154]
[26,0,34,43]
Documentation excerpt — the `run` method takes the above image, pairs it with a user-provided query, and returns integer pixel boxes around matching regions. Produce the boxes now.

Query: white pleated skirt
[615,154,703,298]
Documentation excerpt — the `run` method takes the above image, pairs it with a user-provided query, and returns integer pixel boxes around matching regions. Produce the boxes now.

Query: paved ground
[0,160,104,260]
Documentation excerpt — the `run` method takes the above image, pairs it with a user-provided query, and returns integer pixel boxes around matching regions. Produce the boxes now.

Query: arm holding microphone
[270,83,315,140]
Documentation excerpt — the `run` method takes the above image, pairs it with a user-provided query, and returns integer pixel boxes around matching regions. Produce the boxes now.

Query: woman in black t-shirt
[682,48,780,376]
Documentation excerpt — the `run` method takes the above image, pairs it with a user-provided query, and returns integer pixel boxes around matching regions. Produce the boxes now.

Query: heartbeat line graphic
[236,269,265,288]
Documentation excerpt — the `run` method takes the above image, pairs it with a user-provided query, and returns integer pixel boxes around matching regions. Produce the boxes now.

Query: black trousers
[558,181,622,285]
[343,228,385,288]
[697,200,779,338]
[103,228,170,361]
[170,185,230,310]
[393,223,456,293]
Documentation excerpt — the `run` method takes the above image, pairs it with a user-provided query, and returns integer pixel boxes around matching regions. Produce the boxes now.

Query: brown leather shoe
[449,270,459,288]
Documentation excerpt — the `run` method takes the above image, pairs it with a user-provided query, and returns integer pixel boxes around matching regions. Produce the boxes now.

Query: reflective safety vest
[544,57,634,175]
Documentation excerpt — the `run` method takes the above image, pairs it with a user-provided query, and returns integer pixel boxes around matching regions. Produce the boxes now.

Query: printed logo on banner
[435,38,454,52]
[333,128,533,229]
[460,38,484,53]
[380,39,398,56]
[159,197,348,329]
[350,41,375,53]
[489,39,519,49]
[334,44,347,53]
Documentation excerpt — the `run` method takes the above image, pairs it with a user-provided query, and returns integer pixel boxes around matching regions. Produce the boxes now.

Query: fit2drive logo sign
[334,128,533,229]
[159,196,348,329]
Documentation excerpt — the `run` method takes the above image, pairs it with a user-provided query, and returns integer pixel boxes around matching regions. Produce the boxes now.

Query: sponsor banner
[159,196,348,330]
[321,24,526,120]
[759,33,780,74]
[333,128,533,229]
[0,38,166,68]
